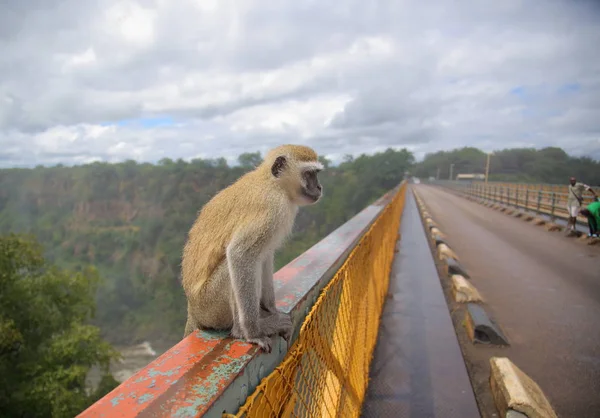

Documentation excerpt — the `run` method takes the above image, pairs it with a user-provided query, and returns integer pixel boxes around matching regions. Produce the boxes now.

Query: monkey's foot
[277,312,293,342]
[246,336,272,353]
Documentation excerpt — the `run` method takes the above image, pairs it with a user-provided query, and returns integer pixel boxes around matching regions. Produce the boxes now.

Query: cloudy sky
[1,0,599,167]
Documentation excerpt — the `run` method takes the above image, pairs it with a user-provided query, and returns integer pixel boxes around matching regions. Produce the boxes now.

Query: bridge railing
[431,180,597,225]
[79,182,407,418]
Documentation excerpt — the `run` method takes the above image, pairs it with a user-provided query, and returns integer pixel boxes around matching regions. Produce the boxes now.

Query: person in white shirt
[566,176,597,232]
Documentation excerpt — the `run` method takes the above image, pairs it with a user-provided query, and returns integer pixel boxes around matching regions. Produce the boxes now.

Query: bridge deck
[416,184,600,418]
[361,191,480,417]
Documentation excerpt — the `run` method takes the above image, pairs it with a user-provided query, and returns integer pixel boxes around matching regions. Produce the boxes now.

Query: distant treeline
[413,146,600,186]
[0,148,414,346]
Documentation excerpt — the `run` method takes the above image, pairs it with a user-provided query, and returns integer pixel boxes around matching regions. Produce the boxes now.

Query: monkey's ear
[271,156,287,177]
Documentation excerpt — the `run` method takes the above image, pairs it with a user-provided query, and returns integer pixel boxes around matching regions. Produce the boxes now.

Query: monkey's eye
[304,170,317,180]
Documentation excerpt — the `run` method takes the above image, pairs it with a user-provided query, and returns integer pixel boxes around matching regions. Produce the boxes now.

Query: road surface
[416,184,600,418]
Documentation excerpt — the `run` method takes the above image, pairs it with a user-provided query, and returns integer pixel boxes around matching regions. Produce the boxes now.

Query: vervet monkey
[181,144,324,352]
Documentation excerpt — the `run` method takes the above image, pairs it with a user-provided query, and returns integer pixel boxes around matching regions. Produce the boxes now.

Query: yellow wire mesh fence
[227,182,407,418]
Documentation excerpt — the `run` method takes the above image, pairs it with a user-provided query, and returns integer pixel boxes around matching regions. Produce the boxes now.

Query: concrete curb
[459,192,600,249]
[438,243,459,261]
[425,217,437,229]
[464,303,509,346]
[444,256,470,278]
[544,223,562,232]
[489,357,558,418]
[430,227,446,238]
[452,275,483,303]
[431,234,448,247]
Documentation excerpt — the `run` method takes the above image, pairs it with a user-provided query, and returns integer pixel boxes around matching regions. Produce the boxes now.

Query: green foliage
[0,148,413,347]
[237,152,263,169]
[0,233,118,418]
[414,146,600,185]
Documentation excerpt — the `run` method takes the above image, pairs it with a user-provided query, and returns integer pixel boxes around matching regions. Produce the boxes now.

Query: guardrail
[79,182,407,418]
[430,180,598,225]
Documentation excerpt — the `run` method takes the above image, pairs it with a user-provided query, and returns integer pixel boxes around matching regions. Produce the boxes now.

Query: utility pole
[485,153,491,184]
[449,164,455,181]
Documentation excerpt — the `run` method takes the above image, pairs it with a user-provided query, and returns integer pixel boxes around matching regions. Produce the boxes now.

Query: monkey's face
[270,154,323,206]
[298,168,322,205]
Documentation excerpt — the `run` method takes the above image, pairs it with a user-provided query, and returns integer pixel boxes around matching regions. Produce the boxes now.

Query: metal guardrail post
[525,189,529,211]
[536,190,542,214]
[550,192,556,221]
[515,188,519,209]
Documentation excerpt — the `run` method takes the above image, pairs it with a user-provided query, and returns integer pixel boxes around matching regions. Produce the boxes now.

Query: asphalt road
[416,184,600,418]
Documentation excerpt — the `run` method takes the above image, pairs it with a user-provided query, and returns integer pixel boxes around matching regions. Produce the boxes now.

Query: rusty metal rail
[78,182,406,418]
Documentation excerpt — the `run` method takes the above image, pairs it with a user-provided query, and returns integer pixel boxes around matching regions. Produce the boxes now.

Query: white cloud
[0,0,599,167]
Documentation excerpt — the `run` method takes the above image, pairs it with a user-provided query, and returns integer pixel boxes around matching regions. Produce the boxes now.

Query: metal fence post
[551,192,556,222]
[515,187,519,209]
[525,189,529,211]
[536,190,542,215]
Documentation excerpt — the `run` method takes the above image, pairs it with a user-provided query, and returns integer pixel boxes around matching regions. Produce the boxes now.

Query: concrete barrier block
[506,411,528,418]
[444,256,470,278]
[532,218,546,226]
[587,237,600,246]
[438,243,459,261]
[432,234,448,247]
[425,218,437,229]
[464,304,508,346]
[430,227,446,238]
[452,275,483,303]
[489,357,557,418]
[544,223,562,232]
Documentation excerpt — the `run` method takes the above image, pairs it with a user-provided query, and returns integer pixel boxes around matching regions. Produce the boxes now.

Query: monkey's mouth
[301,189,321,202]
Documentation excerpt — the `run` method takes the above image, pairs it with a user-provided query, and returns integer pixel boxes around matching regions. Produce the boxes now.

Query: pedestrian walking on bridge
[567,176,597,233]
[581,200,600,238]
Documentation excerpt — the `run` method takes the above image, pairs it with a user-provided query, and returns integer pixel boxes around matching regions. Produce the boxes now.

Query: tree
[237,152,263,169]
[0,233,119,418]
